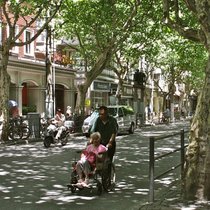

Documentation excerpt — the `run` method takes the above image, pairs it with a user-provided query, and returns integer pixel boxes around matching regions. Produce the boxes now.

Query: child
[76,132,107,187]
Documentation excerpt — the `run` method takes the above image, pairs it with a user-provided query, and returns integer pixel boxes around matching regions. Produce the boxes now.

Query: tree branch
[184,0,197,14]
[13,1,62,47]
[162,0,201,43]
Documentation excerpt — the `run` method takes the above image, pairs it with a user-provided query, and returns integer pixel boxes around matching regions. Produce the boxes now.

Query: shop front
[89,81,110,109]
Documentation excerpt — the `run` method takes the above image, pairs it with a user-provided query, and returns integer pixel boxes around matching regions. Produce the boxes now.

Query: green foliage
[0,0,60,18]
[59,0,206,95]
[0,0,62,48]
[57,0,143,69]
[154,27,206,92]
[22,105,37,115]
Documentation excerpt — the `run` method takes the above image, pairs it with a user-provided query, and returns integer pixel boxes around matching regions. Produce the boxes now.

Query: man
[91,106,118,162]
[54,108,66,141]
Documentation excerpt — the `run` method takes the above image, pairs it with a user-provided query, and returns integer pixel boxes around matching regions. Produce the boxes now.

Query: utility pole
[45,20,54,118]
[133,69,146,126]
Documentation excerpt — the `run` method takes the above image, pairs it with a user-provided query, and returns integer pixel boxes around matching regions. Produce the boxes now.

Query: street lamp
[45,22,55,118]
[133,69,146,126]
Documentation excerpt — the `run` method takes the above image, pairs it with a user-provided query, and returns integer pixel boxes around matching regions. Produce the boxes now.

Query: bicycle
[9,116,31,141]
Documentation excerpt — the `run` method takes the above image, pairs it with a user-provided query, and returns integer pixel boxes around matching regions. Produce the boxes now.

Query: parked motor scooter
[43,119,69,148]
[64,120,75,133]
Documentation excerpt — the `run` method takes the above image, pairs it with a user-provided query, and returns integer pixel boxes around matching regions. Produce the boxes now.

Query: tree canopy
[0,0,62,140]
[162,0,210,200]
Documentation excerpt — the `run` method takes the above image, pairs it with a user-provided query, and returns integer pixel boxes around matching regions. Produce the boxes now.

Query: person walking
[66,106,72,120]
[91,106,118,162]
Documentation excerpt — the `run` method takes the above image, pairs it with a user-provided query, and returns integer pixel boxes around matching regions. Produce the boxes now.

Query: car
[82,105,136,137]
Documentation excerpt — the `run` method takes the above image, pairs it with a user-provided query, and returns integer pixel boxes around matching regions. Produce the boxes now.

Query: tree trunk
[75,42,114,116]
[115,78,123,105]
[0,48,11,141]
[184,56,210,200]
[75,84,88,115]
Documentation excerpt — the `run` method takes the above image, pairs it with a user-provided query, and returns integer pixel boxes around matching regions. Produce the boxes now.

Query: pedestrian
[54,108,66,141]
[91,105,118,163]
[8,100,19,118]
[76,132,107,187]
[145,104,151,121]
[66,106,72,120]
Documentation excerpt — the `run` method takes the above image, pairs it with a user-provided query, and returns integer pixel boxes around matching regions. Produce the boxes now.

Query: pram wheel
[102,162,116,192]
[96,181,103,195]
[70,170,77,183]
[67,170,78,193]
[70,185,77,193]
[67,183,77,193]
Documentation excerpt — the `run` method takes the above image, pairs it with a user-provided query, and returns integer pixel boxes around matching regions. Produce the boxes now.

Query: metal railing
[149,129,189,202]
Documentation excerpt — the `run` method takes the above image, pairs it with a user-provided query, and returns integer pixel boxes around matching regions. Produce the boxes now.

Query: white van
[82,110,99,136]
[82,105,136,137]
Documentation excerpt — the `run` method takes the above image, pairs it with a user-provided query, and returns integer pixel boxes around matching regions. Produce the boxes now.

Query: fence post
[149,136,155,202]
[180,129,185,179]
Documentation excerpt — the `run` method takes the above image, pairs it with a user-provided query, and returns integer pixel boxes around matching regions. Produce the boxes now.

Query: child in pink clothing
[76,132,107,187]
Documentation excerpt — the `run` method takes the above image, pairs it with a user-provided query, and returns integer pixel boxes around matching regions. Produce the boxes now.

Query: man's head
[98,106,108,121]
[56,108,62,114]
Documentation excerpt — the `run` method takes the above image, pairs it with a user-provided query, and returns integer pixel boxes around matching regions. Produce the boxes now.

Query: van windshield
[90,110,99,119]
[108,107,118,117]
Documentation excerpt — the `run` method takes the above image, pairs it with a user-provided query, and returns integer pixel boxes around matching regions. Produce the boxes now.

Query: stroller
[67,151,116,195]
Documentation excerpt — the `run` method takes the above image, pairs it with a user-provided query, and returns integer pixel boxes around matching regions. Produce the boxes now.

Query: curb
[1,132,85,146]
[1,120,189,146]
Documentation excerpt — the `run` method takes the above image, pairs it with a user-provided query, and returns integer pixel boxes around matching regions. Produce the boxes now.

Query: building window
[11,26,19,53]
[25,31,31,54]
[7,25,19,54]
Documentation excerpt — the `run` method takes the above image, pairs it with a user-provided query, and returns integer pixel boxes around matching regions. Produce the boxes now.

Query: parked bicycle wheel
[43,136,52,148]
[9,126,23,140]
[22,126,31,140]
[102,162,116,192]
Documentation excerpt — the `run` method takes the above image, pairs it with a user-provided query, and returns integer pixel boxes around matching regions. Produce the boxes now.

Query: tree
[108,14,164,106]
[58,0,162,115]
[0,0,62,141]
[162,0,210,200]
[153,34,206,121]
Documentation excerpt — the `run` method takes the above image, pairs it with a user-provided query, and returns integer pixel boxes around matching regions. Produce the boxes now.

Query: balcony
[34,51,74,67]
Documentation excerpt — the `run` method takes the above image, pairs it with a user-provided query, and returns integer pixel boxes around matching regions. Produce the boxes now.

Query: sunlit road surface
[0,121,190,210]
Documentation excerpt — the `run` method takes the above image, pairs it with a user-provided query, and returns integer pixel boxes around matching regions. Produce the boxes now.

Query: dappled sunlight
[0,122,194,209]
[39,189,98,204]
[156,176,175,186]
[142,130,167,136]
[0,169,10,176]
[0,185,12,193]
[0,138,107,207]
[134,188,149,195]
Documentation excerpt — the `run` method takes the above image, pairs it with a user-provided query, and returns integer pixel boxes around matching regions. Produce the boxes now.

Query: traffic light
[134,70,146,86]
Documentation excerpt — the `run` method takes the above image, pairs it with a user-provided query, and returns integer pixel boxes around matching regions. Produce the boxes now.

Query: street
[0,121,190,210]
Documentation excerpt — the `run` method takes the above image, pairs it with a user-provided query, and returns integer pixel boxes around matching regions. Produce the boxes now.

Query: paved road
[0,121,190,210]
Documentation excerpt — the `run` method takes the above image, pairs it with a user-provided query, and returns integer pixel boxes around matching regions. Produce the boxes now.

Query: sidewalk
[0,120,191,209]
[1,119,189,146]
[138,120,190,210]
[0,133,83,146]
